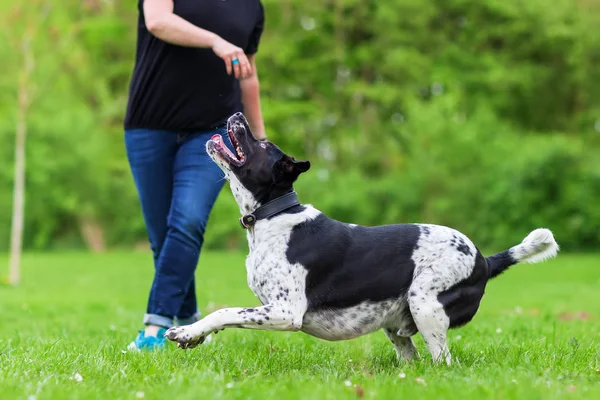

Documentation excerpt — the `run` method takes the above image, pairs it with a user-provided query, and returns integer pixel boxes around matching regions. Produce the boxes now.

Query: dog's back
[287,214,421,311]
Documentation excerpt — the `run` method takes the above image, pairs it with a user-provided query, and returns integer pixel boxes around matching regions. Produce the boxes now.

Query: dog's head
[206,112,310,214]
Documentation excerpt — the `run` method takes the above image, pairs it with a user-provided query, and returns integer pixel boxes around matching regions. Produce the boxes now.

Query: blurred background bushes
[1,0,599,253]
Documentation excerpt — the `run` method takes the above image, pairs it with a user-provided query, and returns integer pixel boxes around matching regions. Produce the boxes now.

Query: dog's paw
[164,326,207,349]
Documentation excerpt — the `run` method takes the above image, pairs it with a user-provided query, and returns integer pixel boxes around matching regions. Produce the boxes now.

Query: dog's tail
[486,228,559,279]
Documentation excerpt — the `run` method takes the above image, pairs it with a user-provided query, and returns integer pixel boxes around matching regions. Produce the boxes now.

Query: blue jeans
[125,126,231,329]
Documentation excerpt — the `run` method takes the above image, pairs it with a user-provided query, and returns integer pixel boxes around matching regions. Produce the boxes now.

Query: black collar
[239,191,300,229]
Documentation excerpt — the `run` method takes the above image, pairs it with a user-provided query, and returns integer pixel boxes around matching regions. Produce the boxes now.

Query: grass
[0,251,599,400]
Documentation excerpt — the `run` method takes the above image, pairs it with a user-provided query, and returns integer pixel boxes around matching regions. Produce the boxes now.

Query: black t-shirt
[124,0,265,132]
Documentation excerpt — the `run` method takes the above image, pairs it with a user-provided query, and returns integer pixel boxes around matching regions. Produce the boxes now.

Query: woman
[124,0,267,350]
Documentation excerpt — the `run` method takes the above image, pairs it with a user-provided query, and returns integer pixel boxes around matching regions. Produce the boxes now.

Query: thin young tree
[5,2,74,284]
[6,9,39,285]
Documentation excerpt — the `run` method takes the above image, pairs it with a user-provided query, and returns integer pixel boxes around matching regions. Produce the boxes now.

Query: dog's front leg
[164,305,302,349]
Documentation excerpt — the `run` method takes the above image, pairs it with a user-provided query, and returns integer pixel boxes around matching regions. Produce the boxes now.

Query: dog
[165,112,559,365]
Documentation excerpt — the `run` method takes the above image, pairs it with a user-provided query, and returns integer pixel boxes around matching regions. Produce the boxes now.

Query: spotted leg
[408,271,452,365]
[164,305,302,349]
[384,329,419,362]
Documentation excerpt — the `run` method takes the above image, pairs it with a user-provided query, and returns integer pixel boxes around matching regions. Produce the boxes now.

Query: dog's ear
[273,155,311,182]
[284,158,311,174]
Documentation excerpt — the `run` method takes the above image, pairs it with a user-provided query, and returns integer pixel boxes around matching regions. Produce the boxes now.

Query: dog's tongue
[211,134,221,141]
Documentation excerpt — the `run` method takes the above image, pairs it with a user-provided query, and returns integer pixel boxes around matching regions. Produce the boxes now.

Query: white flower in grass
[415,377,427,386]
[344,380,352,387]
[70,373,83,382]
[455,335,462,341]
[225,382,234,389]
[515,306,523,315]
[398,372,406,379]
[136,392,145,399]
[28,396,36,400]
[496,328,502,334]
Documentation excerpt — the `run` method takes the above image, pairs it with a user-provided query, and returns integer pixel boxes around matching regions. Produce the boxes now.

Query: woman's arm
[240,55,266,140]
[143,0,252,78]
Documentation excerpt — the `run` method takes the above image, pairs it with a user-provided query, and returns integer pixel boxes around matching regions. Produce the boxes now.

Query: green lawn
[0,251,599,400]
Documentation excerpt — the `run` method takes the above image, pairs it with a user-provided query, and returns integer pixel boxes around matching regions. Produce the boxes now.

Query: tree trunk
[78,216,106,253]
[9,83,28,285]
[8,33,33,286]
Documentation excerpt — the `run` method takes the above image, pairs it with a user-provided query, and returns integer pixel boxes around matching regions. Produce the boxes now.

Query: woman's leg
[125,128,178,343]
[147,127,229,328]
[176,279,201,326]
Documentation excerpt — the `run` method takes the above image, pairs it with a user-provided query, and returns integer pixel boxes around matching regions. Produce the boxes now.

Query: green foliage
[0,0,599,252]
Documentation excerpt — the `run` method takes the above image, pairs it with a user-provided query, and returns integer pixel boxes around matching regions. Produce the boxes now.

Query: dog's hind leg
[408,270,452,365]
[384,329,419,362]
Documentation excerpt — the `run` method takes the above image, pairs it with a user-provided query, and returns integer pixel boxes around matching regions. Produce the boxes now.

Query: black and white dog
[165,112,559,365]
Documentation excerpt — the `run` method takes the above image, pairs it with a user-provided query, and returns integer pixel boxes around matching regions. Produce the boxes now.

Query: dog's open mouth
[209,127,246,167]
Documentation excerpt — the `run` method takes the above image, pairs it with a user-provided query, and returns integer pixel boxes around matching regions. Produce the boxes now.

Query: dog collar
[239,191,300,229]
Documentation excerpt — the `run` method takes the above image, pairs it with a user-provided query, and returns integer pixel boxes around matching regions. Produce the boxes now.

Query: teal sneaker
[127,328,167,351]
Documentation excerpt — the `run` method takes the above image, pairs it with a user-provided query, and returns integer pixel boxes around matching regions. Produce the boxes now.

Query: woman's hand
[211,36,252,79]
